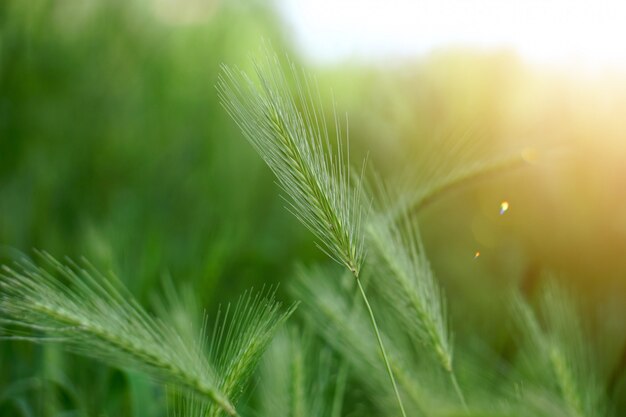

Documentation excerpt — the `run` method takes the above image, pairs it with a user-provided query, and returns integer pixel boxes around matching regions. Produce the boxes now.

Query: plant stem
[331,362,349,417]
[356,277,408,417]
[407,153,528,218]
[449,370,468,410]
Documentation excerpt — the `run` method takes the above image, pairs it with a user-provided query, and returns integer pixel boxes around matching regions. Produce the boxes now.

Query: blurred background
[2,0,626,415]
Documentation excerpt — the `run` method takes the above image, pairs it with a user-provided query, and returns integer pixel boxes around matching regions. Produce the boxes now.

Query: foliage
[2,1,626,416]
[0,252,295,416]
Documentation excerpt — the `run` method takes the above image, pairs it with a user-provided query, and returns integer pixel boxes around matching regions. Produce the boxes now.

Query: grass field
[2,1,626,416]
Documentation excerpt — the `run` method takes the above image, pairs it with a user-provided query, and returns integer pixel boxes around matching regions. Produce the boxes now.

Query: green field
[2,1,626,416]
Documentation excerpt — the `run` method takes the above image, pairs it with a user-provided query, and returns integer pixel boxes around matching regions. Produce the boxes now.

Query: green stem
[356,277,408,417]
[331,362,349,417]
[449,370,467,411]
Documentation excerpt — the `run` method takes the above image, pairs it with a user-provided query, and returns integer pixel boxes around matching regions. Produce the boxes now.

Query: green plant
[1,50,621,417]
[218,52,409,416]
[217,51,614,417]
[0,251,295,416]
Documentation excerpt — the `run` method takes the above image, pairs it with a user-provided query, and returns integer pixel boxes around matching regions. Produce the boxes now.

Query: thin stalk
[449,370,467,411]
[406,153,528,218]
[356,277,408,417]
[331,362,348,417]
[291,343,305,417]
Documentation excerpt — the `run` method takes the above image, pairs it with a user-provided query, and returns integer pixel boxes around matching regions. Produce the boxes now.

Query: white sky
[276,0,626,69]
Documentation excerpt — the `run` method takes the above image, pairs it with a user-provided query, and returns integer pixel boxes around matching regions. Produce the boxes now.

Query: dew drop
[499,201,509,215]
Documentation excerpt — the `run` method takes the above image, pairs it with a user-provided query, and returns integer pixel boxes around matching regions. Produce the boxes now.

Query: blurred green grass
[0,1,316,414]
[0,0,318,301]
[2,0,626,415]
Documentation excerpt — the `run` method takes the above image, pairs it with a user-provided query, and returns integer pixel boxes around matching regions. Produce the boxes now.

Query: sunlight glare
[278,0,626,70]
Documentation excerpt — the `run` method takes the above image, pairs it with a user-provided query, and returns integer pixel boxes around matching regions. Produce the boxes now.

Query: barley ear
[0,251,235,415]
[514,280,607,417]
[217,52,367,276]
[367,185,466,408]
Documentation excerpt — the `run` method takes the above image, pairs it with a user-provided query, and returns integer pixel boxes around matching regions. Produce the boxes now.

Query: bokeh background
[2,0,626,415]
